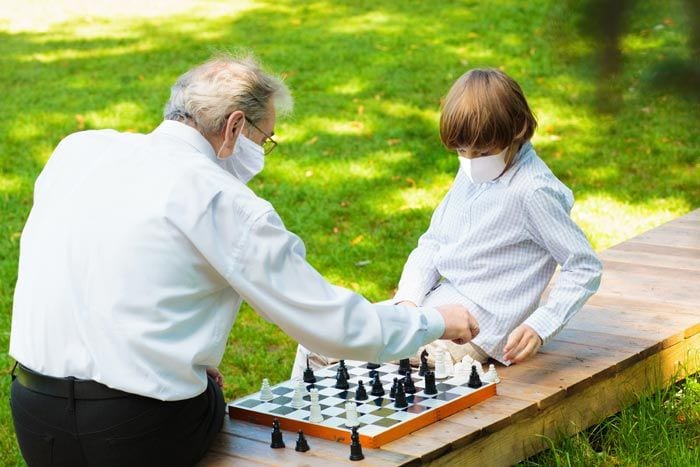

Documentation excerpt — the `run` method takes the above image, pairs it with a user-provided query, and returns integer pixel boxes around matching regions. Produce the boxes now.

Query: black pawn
[355,380,368,401]
[303,356,316,384]
[339,360,350,381]
[468,365,483,388]
[423,370,437,395]
[270,418,285,448]
[295,430,310,452]
[418,349,429,377]
[394,381,408,409]
[398,358,411,375]
[335,367,350,390]
[403,369,416,394]
[389,377,399,398]
[370,373,385,397]
[366,362,380,370]
[349,426,364,461]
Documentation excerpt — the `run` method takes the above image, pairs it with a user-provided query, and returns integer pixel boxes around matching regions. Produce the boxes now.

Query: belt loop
[11,361,18,381]
[68,377,76,411]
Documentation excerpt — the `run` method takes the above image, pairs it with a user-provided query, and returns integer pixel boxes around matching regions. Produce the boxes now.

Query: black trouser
[10,365,225,467]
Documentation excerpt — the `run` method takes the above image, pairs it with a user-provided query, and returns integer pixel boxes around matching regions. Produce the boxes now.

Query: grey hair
[163,53,293,136]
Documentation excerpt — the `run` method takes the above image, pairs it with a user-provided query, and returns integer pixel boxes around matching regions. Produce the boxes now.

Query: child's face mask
[458,148,507,183]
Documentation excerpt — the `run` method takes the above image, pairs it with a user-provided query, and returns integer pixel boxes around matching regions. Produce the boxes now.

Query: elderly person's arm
[168,181,474,363]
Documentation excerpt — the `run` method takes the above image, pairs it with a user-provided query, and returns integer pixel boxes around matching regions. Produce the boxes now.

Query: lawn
[1,0,698,465]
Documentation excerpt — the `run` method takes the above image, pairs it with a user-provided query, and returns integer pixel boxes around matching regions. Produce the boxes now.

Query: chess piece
[485,364,500,383]
[366,362,380,370]
[259,378,274,401]
[349,426,364,461]
[461,354,474,367]
[453,362,468,382]
[403,368,416,394]
[468,365,483,388]
[444,352,455,377]
[418,349,429,377]
[370,373,385,397]
[423,370,438,395]
[390,377,398,398]
[309,388,323,423]
[270,418,285,448]
[291,380,305,408]
[339,360,350,381]
[434,348,448,379]
[355,380,368,401]
[335,367,350,390]
[303,356,316,384]
[398,358,411,375]
[474,361,485,378]
[394,381,408,409]
[295,430,310,452]
[345,401,359,427]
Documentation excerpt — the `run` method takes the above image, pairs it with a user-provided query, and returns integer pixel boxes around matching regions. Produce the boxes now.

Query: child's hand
[503,324,542,364]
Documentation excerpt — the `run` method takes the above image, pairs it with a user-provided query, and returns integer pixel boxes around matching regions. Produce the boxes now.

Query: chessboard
[228,359,497,448]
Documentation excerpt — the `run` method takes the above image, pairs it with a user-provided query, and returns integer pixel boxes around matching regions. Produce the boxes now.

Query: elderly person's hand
[206,367,224,388]
[435,304,480,345]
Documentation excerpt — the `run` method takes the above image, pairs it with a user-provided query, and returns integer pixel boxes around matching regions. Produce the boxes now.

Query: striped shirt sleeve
[522,186,603,343]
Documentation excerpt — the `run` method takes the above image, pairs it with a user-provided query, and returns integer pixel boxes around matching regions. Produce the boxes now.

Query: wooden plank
[217,418,420,466]
[601,245,700,271]
[596,269,697,307]
[624,225,700,250]
[445,395,538,434]
[565,305,691,349]
[586,293,698,317]
[493,379,566,410]
[380,420,477,462]
[428,334,700,467]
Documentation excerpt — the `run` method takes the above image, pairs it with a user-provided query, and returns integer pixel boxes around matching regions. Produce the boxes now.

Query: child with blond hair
[292,68,601,377]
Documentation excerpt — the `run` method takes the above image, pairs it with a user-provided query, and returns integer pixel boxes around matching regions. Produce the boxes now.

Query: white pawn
[309,388,323,423]
[444,352,455,377]
[453,362,468,382]
[345,401,359,427]
[259,378,273,401]
[484,364,500,384]
[434,348,448,379]
[295,378,309,397]
[291,382,305,409]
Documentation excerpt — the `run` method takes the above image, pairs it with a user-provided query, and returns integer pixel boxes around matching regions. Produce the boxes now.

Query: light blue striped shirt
[394,142,602,364]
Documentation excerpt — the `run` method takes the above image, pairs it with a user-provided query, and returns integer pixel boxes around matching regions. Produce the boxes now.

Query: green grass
[1,0,698,465]
[521,372,700,466]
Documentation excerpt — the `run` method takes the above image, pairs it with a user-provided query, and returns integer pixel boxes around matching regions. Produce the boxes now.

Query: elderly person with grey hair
[9,54,478,467]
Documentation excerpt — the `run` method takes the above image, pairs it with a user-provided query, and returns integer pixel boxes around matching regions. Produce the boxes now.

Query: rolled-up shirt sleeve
[176,184,445,364]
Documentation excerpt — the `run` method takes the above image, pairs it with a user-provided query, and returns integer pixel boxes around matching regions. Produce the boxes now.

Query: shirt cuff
[418,306,445,345]
[523,307,561,345]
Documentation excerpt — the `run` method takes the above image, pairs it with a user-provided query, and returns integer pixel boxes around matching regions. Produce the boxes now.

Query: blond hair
[440,68,536,162]
[163,53,293,136]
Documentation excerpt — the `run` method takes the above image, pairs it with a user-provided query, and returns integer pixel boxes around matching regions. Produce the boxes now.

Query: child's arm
[516,185,603,353]
[393,191,452,306]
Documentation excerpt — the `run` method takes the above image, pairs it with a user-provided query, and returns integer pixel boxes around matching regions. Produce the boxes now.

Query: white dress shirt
[394,142,602,364]
[10,120,445,401]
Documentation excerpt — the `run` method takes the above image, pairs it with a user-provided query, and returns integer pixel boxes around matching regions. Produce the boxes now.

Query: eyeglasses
[245,117,277,155]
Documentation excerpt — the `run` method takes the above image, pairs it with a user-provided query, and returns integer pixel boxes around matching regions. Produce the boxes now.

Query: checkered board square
[228,360,497,448]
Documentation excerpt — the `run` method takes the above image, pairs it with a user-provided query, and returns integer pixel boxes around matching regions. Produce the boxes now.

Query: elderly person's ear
[223,111,246,146]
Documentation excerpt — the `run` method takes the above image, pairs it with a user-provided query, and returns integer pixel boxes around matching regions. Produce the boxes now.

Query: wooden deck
[199,210,700,466]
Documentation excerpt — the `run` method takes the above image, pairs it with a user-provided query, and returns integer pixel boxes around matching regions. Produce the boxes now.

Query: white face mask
[218,133,265,184]
[458,148,508,183]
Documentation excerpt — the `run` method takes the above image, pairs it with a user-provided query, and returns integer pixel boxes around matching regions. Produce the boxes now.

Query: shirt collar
[152,120,217,161]
[497,141,533,186]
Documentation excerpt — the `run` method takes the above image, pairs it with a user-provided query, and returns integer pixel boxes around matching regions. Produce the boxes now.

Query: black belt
[15,364,132,400]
